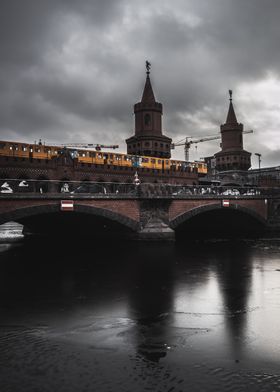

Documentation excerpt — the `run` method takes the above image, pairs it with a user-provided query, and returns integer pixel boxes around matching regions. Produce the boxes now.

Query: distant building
[126,66,172,158]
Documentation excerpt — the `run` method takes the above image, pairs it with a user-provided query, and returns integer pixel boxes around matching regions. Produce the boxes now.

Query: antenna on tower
[146,60,151,74]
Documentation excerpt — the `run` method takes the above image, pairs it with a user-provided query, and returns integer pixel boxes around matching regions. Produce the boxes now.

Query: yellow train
[0,140,207,174]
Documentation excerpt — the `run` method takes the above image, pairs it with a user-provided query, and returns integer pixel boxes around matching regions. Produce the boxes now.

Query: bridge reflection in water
[1,239,280,391]
[0,179,279,240]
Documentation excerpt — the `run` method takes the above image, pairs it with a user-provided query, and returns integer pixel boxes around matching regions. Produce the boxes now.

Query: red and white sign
[61,200,74,211]
[222,200,230,207]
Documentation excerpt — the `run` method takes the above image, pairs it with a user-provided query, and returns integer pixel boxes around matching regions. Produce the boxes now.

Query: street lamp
[255,153,261,170]
[255,153,261,186]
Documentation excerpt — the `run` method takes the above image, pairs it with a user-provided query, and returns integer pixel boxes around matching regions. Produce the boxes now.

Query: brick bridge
[1,182,280,240]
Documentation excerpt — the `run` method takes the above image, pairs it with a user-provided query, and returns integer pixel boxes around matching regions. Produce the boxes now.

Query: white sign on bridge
[61,200,74,211]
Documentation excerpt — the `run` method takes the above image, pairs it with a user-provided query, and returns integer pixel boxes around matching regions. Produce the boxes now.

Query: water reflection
[215,243,253,360]
[128,243,175,362]
[1,238,280,391]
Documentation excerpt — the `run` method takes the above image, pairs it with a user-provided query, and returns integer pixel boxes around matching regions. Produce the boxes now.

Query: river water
[1,223,280,391]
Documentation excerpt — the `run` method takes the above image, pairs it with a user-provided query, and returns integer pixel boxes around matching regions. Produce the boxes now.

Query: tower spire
[141,61,155,103]
[226,89,238,124]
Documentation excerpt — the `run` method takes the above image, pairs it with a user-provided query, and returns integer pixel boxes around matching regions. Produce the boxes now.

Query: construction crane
[57,143,119,151]
[171,130,253,161]
[39,139,119,151]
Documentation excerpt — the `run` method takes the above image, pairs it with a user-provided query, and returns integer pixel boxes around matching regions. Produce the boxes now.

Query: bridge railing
[0,179,279,197]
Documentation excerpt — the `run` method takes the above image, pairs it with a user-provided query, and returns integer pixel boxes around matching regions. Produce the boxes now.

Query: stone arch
[0,203,139,232]
[170,203,266,229]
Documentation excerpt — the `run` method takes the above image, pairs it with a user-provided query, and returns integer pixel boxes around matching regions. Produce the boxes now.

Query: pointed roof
[141,74,156,103]
[226,90,238,124]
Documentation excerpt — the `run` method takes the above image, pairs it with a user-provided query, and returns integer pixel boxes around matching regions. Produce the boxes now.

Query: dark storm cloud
[0,0,280,166]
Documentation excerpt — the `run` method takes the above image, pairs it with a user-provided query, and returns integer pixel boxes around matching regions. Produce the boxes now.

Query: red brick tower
[126,62,172,158]
[214,90,251,171]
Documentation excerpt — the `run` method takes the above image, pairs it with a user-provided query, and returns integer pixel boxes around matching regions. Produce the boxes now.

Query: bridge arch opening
[0,204,138,240]
[171,204,266,240]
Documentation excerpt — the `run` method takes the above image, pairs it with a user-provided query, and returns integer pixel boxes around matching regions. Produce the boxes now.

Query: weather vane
[229,89,233,101]
[146,60,151,74]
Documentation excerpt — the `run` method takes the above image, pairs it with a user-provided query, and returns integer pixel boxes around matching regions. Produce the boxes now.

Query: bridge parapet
[1,178,280,198]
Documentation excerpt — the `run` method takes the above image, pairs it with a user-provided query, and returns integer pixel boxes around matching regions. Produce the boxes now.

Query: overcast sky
[1,0,280,168]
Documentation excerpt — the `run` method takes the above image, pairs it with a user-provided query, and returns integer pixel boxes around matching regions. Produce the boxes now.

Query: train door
[132,155,140,168]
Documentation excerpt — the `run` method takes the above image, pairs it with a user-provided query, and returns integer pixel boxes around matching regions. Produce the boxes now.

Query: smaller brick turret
[214,90,251,171]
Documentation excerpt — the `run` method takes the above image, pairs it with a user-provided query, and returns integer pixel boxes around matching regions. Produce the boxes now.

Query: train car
[0,139,207,175]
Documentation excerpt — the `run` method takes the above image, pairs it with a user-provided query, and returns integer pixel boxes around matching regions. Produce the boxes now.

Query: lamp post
[255,153,261,170]
[255,153,261,186]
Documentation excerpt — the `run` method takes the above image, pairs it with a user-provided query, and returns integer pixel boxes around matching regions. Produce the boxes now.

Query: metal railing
[0,179,279,197]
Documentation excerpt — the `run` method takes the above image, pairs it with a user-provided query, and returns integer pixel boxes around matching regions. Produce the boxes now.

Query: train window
[35,148,41,153]
[158,160,162,164]
[110,154,114,159]
[165,144,169,148]
[0,143,5,149]
[30,148,33,153]
[151,159,156,163]
[22,145,27,151]
[145,142,150,147]
[89,152,96,157]
[160,143,163,147]
[155,142,158,147]
[9,146,13,150]
[165,160,169,164]
[97,154,102,159]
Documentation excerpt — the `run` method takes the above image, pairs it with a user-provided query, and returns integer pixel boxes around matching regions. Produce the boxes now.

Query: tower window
[144,113,151,126]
